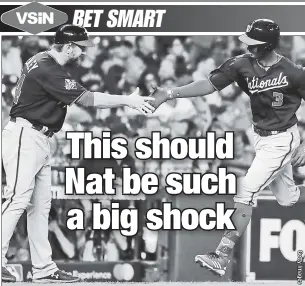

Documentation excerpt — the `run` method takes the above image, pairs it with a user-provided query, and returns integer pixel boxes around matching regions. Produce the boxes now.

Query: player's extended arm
[76,87,155,115]
[149,79,216,109]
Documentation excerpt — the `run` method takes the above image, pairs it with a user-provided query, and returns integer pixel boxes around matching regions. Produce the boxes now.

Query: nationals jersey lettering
[246,72,289,94]
[10,52,89,132]
[209,54,305,131]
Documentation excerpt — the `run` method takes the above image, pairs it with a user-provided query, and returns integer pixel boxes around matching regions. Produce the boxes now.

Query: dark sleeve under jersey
[36,65,88,106]
[208,57,240,91]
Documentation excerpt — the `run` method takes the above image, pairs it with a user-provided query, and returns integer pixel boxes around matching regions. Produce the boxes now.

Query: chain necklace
[257,54,281,70]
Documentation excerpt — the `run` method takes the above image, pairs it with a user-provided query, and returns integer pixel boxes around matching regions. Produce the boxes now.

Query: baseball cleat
[2,266,17,282]
[32,270,81,283]
[195,252,229,277]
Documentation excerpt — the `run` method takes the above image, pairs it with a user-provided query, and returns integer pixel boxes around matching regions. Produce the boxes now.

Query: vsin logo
[1,1,68,34]
[16,12,54,25]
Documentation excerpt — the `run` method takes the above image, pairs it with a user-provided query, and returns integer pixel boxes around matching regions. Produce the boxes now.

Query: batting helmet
[54,24,94,47]
[239,19,280,52]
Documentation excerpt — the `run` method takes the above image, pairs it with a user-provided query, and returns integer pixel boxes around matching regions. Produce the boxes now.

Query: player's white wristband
[166,88,179,99]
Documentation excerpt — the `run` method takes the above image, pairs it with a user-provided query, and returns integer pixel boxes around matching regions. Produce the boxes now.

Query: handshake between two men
[131,84,171,116]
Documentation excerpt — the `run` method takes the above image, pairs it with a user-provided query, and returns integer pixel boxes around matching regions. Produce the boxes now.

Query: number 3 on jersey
[13,73,26,104]
[272,91,283,107]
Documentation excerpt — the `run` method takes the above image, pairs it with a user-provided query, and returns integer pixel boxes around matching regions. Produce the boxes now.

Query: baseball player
[2,24,155,283]
[150,19,305,276]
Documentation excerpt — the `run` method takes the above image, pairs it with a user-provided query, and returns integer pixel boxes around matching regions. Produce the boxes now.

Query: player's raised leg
[269,163,301,206]
[266,125,301,207]
[195,130,299,276]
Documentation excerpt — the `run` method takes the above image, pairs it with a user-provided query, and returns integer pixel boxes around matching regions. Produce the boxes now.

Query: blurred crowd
[2,35,305,264]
